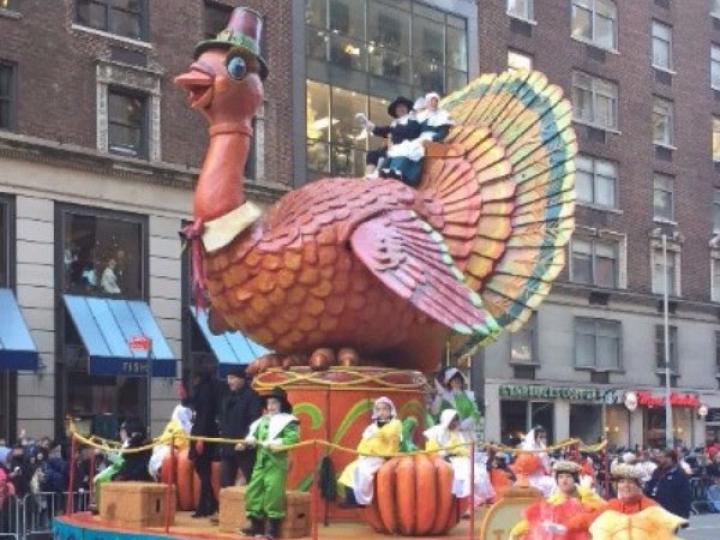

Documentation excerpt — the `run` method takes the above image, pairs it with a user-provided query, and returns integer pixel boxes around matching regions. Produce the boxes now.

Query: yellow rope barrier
[68,421,607,458]
[253,367,430,391]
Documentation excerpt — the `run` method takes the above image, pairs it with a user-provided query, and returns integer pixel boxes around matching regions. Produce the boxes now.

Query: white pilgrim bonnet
[372,396,397,420]
[413,96,426,111]
[444,367,468,386]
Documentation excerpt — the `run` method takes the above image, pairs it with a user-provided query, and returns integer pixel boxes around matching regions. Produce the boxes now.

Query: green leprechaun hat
[194,7,269,80]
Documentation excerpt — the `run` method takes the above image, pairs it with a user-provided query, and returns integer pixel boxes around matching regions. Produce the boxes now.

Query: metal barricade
[0,494,21,540]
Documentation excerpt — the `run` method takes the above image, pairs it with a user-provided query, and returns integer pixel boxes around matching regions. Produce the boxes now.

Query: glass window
[510,313,537,364]
[507,0,533,20]
[714,117,720,161]
[653,97,674,146]
[0,61,15,131]
[571,0,617,50]
[304,0,468,176]
[574,317,621,370]
[652,246,678,296]
[306,80,331,173]
[716,332,720,371]
[655,325,678,370]
[713,0,720,16]
[108,89,147,158]
[500,400,528,447]
[62,210,144,299]
[713,259,720,302]
[76,0,147,41]
[575,154,617,207]
[367,4,411,83]
[508,49,533,71]
[204,0,232,39]
[571,71,618,130]
[651,21,672,70]
[713,45,720,89]
[570,404,603,443]
[0,198,8,288]
[714,189,720,231]
[1,0,16,9]
[653,173,674,222]
[570,237,618,288]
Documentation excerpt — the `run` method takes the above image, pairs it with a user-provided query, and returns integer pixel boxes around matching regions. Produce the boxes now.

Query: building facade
[480,0,720,449]
[0,0,294,440]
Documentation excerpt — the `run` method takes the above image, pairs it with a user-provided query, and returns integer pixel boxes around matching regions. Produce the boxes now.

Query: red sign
[636,391,699,408]
[128,335,151,352]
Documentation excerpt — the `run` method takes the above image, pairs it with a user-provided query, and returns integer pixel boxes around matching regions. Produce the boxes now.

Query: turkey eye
[226,56,247,80]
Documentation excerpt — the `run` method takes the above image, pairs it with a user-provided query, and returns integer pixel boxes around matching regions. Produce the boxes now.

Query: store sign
[635,391,699,408]
[499,384,613,402]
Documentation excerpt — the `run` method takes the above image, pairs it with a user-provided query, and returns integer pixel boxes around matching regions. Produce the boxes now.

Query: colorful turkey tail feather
[419,70,576,355]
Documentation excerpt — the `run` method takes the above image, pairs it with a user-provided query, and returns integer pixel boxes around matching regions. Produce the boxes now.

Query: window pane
[596,252,617,288]
[595,94,615,129]
[653,175,674,220]
[329,0,365,39]
[305,0,327,28]
[714,118,720,161]
[413,16,444,66]
[368,95,392,150]
[331,87,366,150]
[653,99,673,145]
[63,213,143,298]
[367,5,411,82]
[0,202,6,287]
[329,34,366,71]
[205,1,232,39]
[447,25,467,71]
[595,15,615,49]
[571,6,592,41]
[510,325,533,363]
[576,169,594,203]
[713,0,720,14]
[596,335,618,369]
[714,189,720,231]
[571,239,593,284]
[108,91,146,156]
[576,333,596,368]
[306,80,331,172]
[652,22,672,69]
[713,50,720,88]
[596,173,616,207]
[507,0,532,19]
[110,8,142,39]
[77,0,108,30]
[572,85,593,123]
[508,50,533,71]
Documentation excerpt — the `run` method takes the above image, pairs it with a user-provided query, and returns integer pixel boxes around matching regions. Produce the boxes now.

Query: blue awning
[0,289,39,371]
[63,295,177,377]
[189,307,270,375]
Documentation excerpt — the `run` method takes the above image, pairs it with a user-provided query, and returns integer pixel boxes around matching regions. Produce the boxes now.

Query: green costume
[244,413,299,520]
[92,453,123,507]
[433,368,481,436]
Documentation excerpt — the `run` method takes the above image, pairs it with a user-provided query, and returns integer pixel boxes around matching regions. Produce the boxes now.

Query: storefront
[633,390,700,448]
[706,408,720,445]
[496,383,621,446]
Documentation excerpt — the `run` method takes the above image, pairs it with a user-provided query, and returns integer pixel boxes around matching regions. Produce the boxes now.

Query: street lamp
[653,228,677,449]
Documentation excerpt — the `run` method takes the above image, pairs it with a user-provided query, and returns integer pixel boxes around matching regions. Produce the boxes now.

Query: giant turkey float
[54,6,577,540]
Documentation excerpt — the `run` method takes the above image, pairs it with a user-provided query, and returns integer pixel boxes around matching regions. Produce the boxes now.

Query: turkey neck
[193,124,251,223]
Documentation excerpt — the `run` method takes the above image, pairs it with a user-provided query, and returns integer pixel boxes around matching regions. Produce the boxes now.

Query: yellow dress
[338,419,401,504]
[589,506,687,540]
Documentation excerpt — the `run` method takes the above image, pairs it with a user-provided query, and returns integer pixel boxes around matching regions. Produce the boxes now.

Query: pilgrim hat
[194,7,269,80]
[262,387,292,414]
[387,96,414,118]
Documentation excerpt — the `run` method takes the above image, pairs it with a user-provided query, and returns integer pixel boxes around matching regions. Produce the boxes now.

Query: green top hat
[194,7,269,80]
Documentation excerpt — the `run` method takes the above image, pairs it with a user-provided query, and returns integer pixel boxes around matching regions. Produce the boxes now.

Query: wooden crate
[218,487,311,538]
[100,481,175,528]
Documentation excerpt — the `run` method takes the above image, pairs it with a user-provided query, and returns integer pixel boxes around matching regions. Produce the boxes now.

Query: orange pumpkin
[364,455,466,536]
[159,448,222,511]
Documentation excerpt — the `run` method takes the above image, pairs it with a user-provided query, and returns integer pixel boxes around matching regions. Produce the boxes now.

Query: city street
[680,515,720,540]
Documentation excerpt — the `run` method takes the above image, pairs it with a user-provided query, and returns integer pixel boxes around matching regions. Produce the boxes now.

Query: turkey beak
[175,64,215,109]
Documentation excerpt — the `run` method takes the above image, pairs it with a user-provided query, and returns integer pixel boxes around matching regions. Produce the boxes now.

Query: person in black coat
[218,366,261,488]
[114,418,151,482]
[644,448,691,519]
[189,369,220,517]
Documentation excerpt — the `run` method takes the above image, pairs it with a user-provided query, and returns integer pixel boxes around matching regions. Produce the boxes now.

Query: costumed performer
[356,96,421,179]
[417,92,454,142]
[432,368,481,440]
[424,409,495,505]
[509,460,604,540]
[338,396,402,505]
[587,462,687,540]
[93,418,152,507]
[237,387,299,540]
[512,425,556,497]
[148,383,193,480]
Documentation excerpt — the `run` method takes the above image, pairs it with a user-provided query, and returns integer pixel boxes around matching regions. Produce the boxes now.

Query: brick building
[480,0,720,449]
[6,0,715,449]
[0,0,295,439]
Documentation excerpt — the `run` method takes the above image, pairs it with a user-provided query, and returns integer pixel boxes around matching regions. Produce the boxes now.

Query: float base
[54,511,481,539]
